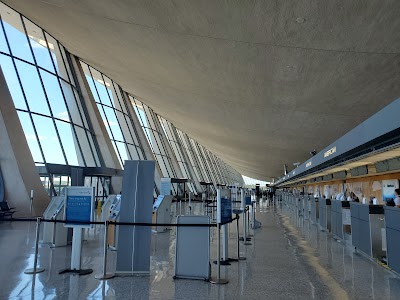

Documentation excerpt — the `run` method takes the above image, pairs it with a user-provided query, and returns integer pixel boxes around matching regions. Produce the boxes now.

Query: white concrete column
[0,66,50,216]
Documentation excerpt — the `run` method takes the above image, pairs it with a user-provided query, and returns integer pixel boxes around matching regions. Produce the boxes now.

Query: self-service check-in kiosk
[42,196,69,247]
[101,194,117,221]
[103,195,121,249]
[152,195,174,232]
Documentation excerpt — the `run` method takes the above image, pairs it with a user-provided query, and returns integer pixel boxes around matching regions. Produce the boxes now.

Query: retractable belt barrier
[7,215,239,281]
[8,217,239,226]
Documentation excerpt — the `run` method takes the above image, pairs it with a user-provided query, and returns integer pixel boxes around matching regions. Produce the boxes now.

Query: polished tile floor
[1,199,400,299]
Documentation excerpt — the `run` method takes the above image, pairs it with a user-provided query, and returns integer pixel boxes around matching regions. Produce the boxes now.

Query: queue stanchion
[210,222,228,284]
[24,217,45,274]
[234,212,246,261]
[95,221,115,280]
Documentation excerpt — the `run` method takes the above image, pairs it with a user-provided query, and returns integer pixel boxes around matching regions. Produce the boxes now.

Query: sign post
[59,186,94,275]
[210,188,230,284]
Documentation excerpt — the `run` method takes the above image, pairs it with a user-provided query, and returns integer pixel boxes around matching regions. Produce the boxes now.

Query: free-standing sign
[217,189,232,224]
[64,186,94,228]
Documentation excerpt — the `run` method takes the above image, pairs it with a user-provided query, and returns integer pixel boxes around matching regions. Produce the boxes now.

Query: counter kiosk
[310,198,319,224]
[383,206,400,274]
[318,198,331,232]
[331,200,351,241]
[350,203,385,259]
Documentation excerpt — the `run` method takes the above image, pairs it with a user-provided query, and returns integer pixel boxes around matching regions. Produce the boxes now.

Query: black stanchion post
[236,214,246,260]
[95,221,115,280]
[25,217,45,274]
[210,223,229,284]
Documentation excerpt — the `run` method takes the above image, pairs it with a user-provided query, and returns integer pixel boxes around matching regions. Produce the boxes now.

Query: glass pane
[61,82,83,126]
[97,106,112,138]
[87,132,100,167]
[32,114,65,164]
[0,6,34,63]
[73,89,88,128]
[59,45,75,85]
[24,18,55,73]
[91,68,112,107]
[0,55,27,110]
[116,141,128,163]
[45,33,70,81]
[40,69,69,121]
[55,120,79,166]
[127,144,140,160]
[103,106,123,141]
[15,59,50,115]
[16,111,43,163]
[84,73,101,103]
[75,127,97,167]
[0,20,9,54]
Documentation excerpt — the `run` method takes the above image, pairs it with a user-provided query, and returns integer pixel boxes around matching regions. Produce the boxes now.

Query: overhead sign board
[64,186,94,228]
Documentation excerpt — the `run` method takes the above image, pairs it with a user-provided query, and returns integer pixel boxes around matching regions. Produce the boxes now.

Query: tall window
[176,130,206,184]
[159,117,198,194]
[131,97,179,194]
[80,62,146,167]
[0,3,101,168]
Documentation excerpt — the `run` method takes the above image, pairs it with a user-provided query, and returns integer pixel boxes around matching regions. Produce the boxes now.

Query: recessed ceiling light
[296,17,306,23]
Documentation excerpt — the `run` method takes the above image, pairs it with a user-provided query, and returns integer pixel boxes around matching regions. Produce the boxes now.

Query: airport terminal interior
[1,1,400,299]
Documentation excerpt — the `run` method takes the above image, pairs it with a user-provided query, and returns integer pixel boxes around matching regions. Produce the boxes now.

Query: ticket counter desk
[319,198,332,232]
[350,203,385,259]
[384,206,400,274]
[331,200,351,242]
[310,198,319,224]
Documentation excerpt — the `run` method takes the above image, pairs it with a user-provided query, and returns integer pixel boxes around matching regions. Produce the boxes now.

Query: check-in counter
[310,198,319,224]
[350,203,385,259]
[318,198,331,231]
[384,206,400,274]
[331,200,351,241]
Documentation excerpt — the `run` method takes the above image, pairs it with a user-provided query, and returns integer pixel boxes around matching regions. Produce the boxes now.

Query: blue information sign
[220,197,232,224]
[245,196,251,206]
[64,187,94,228]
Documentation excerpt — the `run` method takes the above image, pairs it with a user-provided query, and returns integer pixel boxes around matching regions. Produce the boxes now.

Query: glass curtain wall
[0,2,244,195]
[130,97,179,194]
[159,117,198,194]
[176,130,206,186]
[0,3,101,195]
[80,62,159,197]
[80,62,146,166]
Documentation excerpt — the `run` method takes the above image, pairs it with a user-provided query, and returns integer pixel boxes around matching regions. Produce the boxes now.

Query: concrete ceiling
[4,0,400,180]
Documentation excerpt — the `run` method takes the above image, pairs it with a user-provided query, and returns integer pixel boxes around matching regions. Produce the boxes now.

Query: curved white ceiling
[4,0,400,180]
